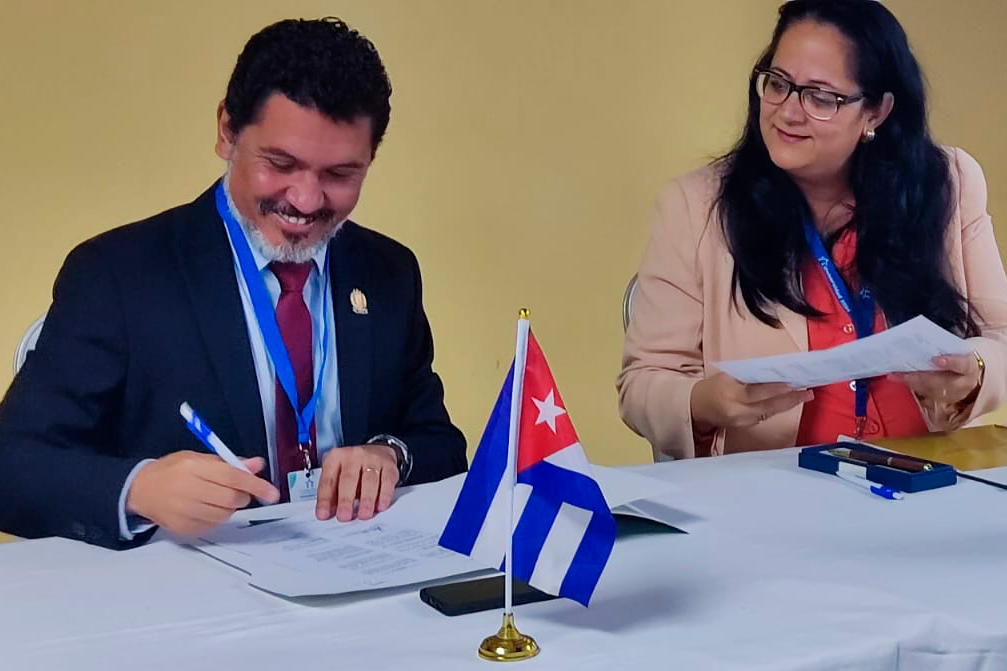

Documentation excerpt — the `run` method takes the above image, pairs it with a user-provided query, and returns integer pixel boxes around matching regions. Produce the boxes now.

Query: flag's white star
[532,389,567,433]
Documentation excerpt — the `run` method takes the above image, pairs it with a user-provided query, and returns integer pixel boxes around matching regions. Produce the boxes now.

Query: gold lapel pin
[350,288,368,315]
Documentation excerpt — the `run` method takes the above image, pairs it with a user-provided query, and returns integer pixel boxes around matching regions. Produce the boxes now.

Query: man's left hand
[315,444,399,522]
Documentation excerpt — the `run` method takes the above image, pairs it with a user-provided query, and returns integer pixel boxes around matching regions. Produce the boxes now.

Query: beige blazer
[618,148,1007,460]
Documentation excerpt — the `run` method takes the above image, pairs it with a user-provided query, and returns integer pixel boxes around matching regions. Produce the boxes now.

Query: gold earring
[862,128,876,143]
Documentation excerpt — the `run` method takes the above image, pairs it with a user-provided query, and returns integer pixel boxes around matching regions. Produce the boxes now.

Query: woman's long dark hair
[717,0,978,337]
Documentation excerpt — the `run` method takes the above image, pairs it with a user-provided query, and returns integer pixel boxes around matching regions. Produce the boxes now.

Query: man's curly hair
[224,17,392,154]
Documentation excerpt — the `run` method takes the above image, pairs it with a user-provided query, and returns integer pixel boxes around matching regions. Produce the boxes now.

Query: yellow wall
[1,1,1004,466]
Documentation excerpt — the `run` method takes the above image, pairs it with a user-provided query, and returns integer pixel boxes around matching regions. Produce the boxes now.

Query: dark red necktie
[270,261,317,502]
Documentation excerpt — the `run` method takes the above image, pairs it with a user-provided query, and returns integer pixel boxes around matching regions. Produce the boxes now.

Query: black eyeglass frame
[753,68,868,121]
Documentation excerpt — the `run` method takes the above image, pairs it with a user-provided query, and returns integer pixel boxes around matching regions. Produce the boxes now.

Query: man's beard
[223,168,342,263]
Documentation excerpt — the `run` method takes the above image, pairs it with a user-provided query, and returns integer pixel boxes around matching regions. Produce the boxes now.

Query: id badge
[287,468,323,502]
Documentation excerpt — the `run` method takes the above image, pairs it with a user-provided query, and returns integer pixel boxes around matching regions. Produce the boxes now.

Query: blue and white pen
[835,462,903,500]
[179,402,252,474]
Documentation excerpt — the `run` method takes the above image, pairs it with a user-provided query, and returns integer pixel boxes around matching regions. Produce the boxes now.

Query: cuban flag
[439,329,615,606]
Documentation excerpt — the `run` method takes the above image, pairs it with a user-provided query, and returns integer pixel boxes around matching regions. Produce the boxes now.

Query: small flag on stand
[439,310,616,661]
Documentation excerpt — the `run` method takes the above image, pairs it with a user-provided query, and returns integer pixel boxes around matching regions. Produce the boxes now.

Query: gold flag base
[478,613,540,662]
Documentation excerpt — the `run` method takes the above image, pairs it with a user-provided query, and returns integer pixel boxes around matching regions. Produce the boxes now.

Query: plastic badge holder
[798,441,957,493]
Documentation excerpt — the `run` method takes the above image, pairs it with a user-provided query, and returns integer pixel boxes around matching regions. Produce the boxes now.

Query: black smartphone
[419,576,556,616]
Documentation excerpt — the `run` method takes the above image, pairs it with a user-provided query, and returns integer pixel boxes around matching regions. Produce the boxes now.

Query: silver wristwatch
[366,434,413,484]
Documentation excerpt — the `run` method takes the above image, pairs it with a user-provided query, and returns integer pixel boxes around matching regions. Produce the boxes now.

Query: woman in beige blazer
[618,0,1007,461]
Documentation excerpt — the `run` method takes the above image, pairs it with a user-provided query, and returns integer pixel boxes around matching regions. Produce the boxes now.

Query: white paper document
[612,498,703,532]
[197,516,485,597]
[193,466,674,597]
[714,316,971,387]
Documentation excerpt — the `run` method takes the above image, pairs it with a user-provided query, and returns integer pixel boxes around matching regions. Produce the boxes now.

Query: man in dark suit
[0,18,466,549]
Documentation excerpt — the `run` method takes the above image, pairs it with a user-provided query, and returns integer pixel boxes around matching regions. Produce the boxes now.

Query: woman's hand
[690,373,814,432]
[889,354,982,407]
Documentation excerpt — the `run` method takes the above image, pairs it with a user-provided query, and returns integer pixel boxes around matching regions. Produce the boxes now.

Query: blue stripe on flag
[559,507,616,606]
[438,365,514,555]
[517,460,610,514]
[510,490,562,582]
[513,460,616,606]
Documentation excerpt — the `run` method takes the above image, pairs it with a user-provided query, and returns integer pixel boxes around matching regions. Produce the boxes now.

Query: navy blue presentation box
[798,441,957,493]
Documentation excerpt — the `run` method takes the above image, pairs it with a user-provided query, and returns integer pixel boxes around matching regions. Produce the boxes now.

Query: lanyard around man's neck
[215,182,331,449]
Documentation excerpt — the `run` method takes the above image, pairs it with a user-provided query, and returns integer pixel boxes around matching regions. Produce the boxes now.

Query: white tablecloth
[2,448,1007,670]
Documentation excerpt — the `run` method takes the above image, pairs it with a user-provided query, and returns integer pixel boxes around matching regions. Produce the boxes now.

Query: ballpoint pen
[834,468,903,500]
[828,446,932,472]
[179,402,253,473]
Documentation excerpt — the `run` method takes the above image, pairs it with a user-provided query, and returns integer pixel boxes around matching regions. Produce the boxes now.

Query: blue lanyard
[215,182,331,449]
[803,218,874,429]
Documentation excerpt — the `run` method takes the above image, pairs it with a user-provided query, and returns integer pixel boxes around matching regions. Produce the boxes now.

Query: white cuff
[118,459,156,541]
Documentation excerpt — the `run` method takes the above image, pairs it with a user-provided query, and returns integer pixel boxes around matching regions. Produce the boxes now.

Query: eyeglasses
[754,68,865,121]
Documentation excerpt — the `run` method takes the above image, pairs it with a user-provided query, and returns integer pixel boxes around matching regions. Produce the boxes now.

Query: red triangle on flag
[517,331,580,472]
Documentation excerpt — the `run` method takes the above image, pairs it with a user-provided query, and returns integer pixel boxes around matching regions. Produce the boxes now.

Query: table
[3,440,1007,669]
[875,424,1007,470]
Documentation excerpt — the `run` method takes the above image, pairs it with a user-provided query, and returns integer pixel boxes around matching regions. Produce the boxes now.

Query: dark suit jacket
[0,183,467,548]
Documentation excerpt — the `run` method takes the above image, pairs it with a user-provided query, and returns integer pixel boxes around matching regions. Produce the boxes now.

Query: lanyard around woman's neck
[803,216,875,438]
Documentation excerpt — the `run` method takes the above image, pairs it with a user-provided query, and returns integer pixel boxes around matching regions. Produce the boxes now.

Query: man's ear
[215,101,236,160]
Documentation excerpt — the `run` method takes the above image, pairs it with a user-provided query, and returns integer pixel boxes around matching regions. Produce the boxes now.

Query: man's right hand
[126,451,280,536]
[690,373,814,433]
